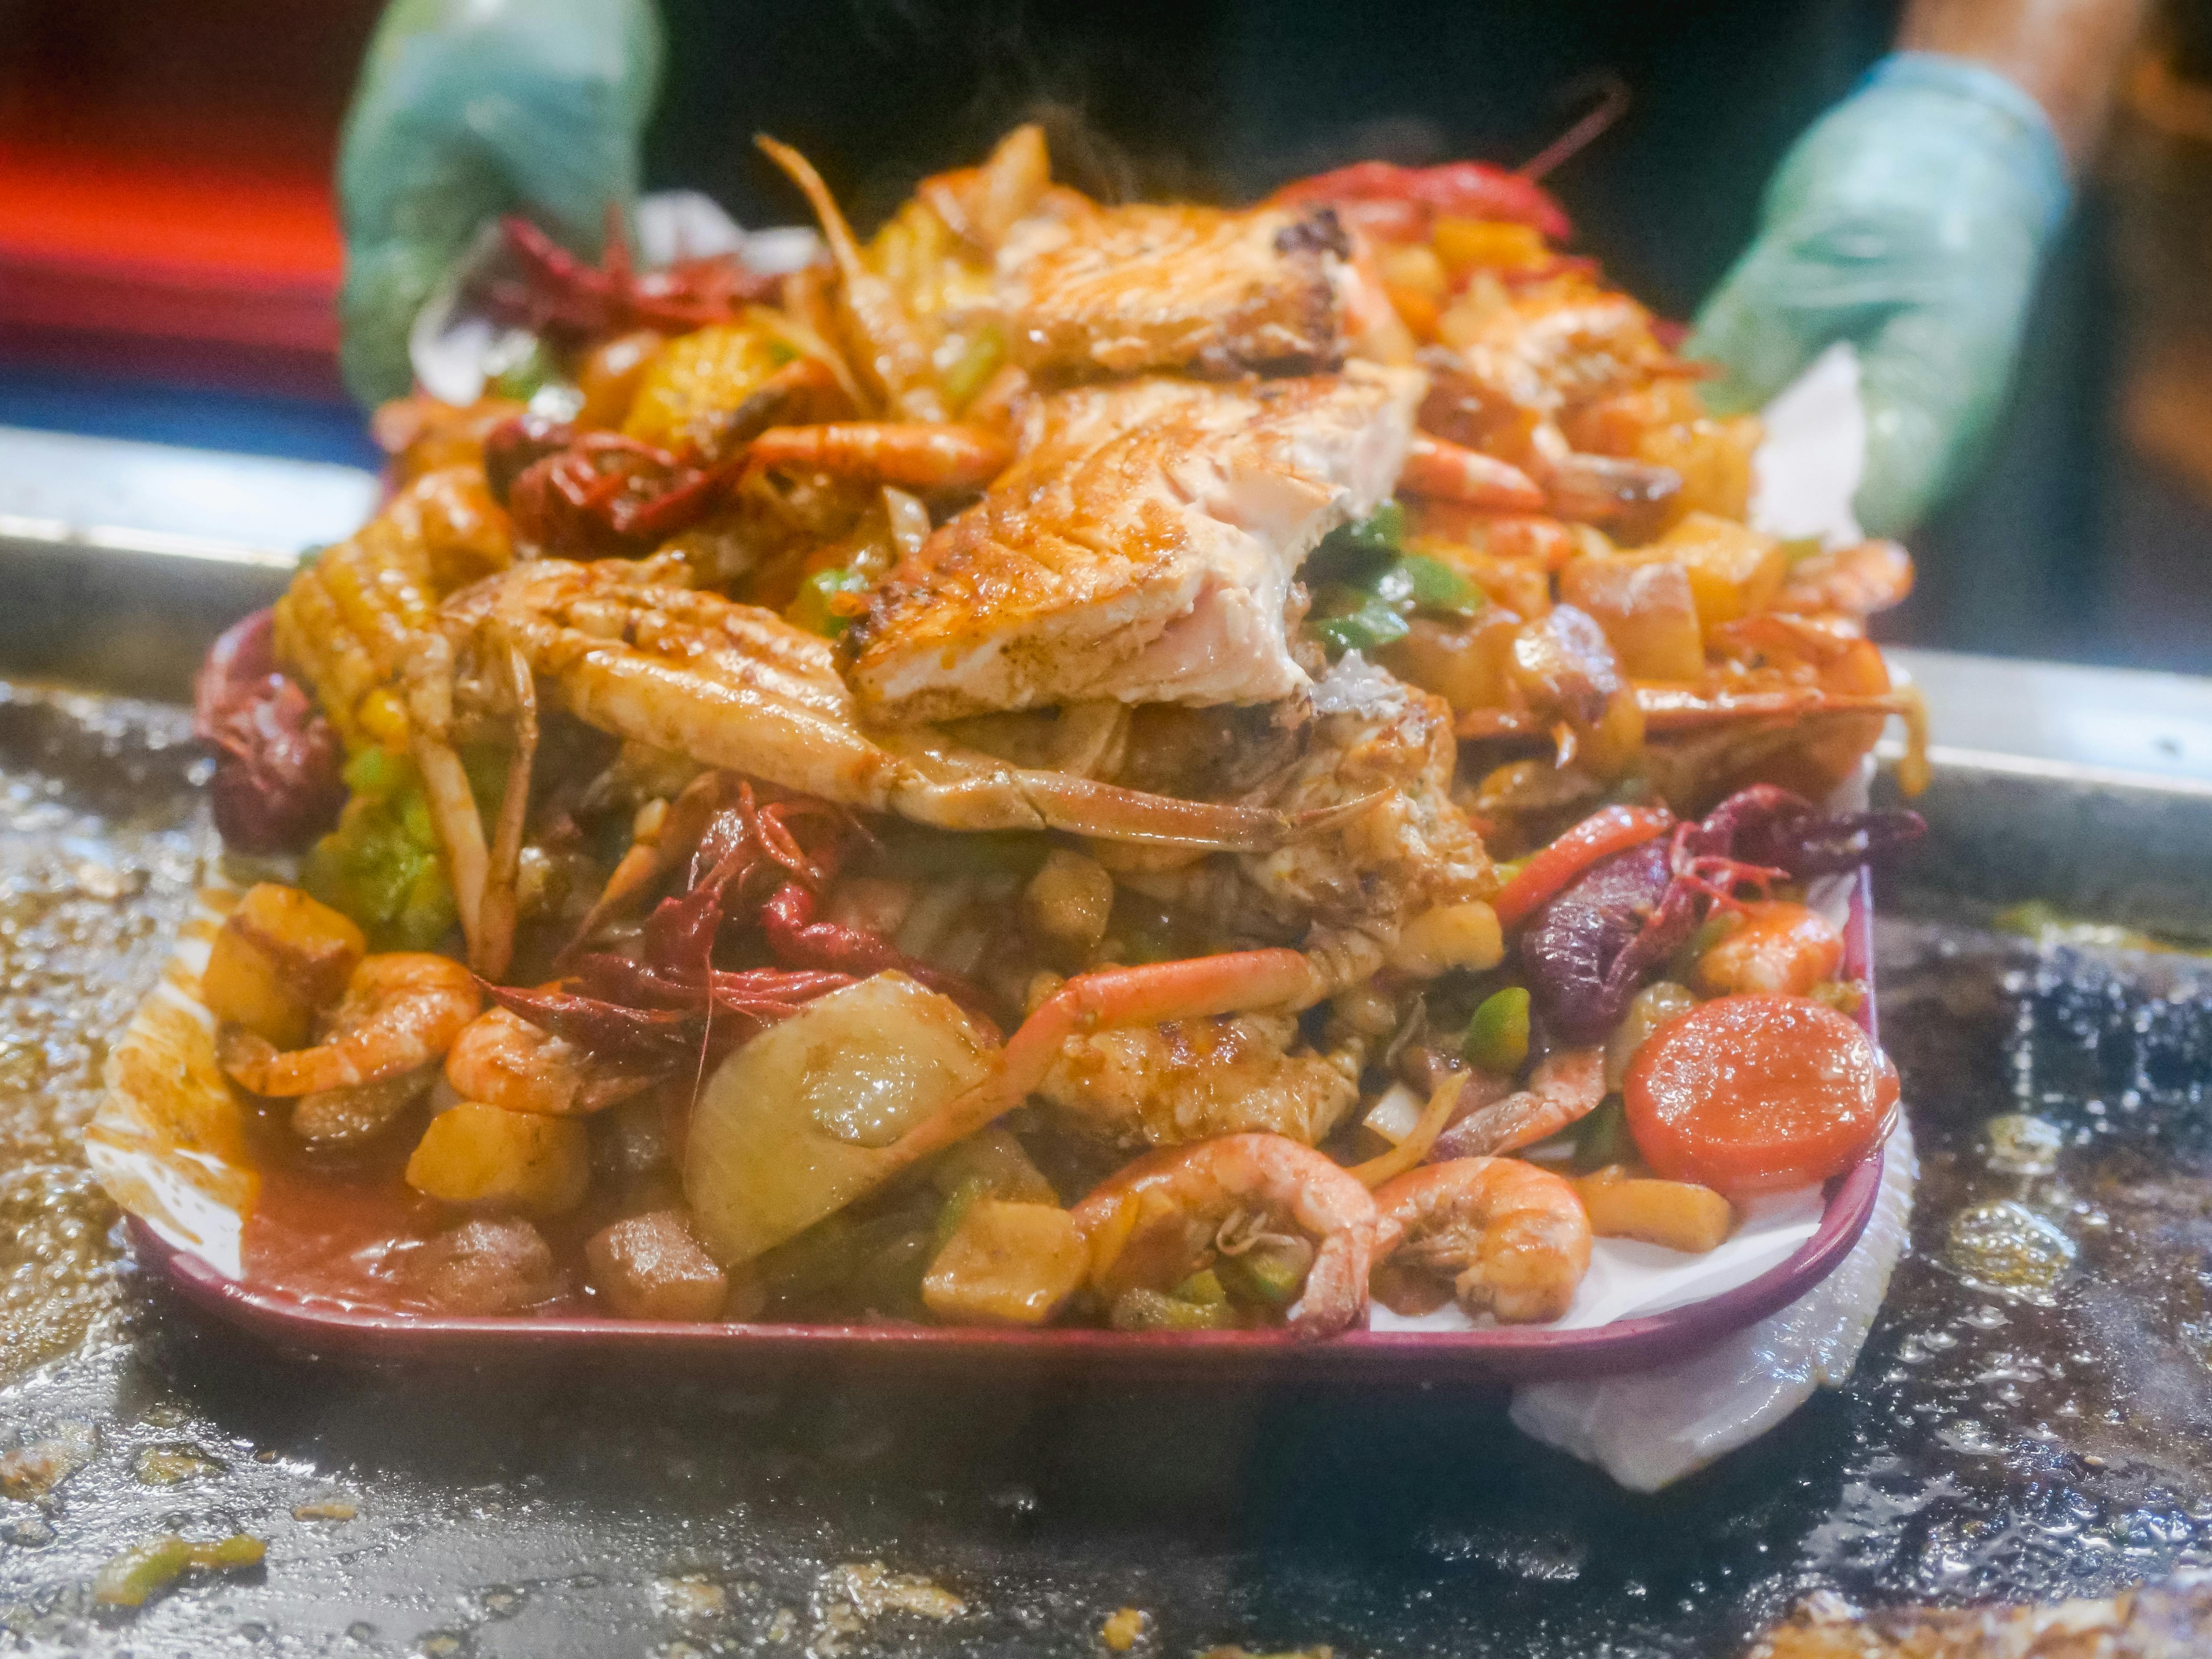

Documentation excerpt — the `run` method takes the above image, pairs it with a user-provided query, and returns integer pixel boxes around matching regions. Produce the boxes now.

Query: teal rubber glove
[336,0,664,406]
[1687,53,2070,538]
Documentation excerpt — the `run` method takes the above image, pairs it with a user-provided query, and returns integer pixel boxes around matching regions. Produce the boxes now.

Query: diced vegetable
[405,1102,590,1217]
[1380,610,1521,713]
[1492,805,1672,929]
[485,334,558,403]
[1023,849,1115,953]
[574,329,665,429]
[1573,1095,1638,1170]
[622,319,795,449]
[1603,980,1699,1090]
[1632,512,1785,628]
[302,749,459,952]
[1461,985,1531,1073]
[1216,1236,1314,1307]
[1432,216,1550,274]
[940,322,1006,409]
[1362,1082,1427,1147]
[1389,900,1504,976]
[94,1533,265,1607]
[1109,1287,1237,1331]
[926,1124,1057,1208]
[683,973,995,1264]
[920,1199,1088,1327]
[1575,1165,1734,1253]
[1398,552,1484,618]
[1691,900,1846,998]
[1303,504,1484,659]
[586,1210,731,1321]
[201,883,366,1048]
[1559,555,1704,681]
[1625,994,1899,1196]
[1305,589,1411,656]
[786,565,872,638]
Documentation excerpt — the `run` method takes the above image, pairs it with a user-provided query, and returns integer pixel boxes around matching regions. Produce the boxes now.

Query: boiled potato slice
[922,1200,1088,1327]
[1575,1165,1734,1254]
[684,972,995,1265]
[406,1102,589,1217]
[202,883,365,1048]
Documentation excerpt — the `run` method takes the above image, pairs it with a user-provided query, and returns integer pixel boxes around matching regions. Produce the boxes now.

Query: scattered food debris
[93,1533,265,1607]
[653,1575,728,1619]
[132,1442,224,1485]
[0,1421,96,1500]
[292,1500,357,1522]
[1101,1606,1150,1651]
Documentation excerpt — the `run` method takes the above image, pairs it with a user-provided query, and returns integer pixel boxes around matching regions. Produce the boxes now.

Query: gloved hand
[336,0,664,406]
[1687,53,2070,538]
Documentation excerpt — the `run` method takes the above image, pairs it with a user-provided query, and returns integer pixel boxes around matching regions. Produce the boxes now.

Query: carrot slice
[1624,994,1897,1197]
[1493,805,1672,929]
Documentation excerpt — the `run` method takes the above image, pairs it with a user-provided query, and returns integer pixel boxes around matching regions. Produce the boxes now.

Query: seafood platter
[90,126,1932,1429]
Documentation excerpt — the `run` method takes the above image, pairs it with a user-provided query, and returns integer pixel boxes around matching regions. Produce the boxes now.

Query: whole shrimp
[217,953,481,1097]
[1372,1156,1591,1324]
[444,1006,666,1117]
[1070,1132,1392,1339]
[1428,1046,1606,1160]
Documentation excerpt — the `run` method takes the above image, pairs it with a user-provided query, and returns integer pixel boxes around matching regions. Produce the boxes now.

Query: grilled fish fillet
[846,363,1425,723]
[1000,201,1349,378]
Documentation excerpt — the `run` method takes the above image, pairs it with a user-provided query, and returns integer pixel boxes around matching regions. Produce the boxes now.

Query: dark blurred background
[0,0,2207,667]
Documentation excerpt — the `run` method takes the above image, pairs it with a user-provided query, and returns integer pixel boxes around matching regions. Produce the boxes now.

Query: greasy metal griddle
[4,633,2212,1656]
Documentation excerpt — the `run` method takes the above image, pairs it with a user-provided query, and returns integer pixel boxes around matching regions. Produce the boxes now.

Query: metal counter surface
[0,654,2209,1656]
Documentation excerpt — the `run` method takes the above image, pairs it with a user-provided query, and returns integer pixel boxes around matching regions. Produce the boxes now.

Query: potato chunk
[922,1200,1088,1327]
[1575,1165,1734,1254]
[1633,511,1785,629]
[405,1102,590,1217]
[1559,556,1705,681]
[201,883,366,1048]
[585,1209,730,1321]
[684,973,994,1264]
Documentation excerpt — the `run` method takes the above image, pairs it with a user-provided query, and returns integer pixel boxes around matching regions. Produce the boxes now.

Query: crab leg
[1456,686,1915,742]
[468,561,1313,851]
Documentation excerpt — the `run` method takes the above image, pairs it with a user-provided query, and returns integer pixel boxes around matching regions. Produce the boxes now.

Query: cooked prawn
[744,422,1012,491]
[1398,433,1546,512]
[217,953,481,1098]
[444,1006,664,1117]
[1372,1156,1591,1324]
[1429,1046,1605,1160]
[1070,1132,1393,1338]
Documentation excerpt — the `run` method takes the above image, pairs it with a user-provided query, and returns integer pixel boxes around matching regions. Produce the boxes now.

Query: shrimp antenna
[1517,72,1630,183]
[756,135,868,282]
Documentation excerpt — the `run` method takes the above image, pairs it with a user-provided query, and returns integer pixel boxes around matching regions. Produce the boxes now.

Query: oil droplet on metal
[1947,1200,2076,1302]
[1982,1112,2064,1176]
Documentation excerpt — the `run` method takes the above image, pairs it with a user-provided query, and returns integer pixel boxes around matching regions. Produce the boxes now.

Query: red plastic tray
[130,874,1885,1380]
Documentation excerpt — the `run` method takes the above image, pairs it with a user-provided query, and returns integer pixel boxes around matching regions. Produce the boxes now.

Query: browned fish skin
[1746,1580,2212,1658]
[846,365,1424,724]
[1001,201,1348,378]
